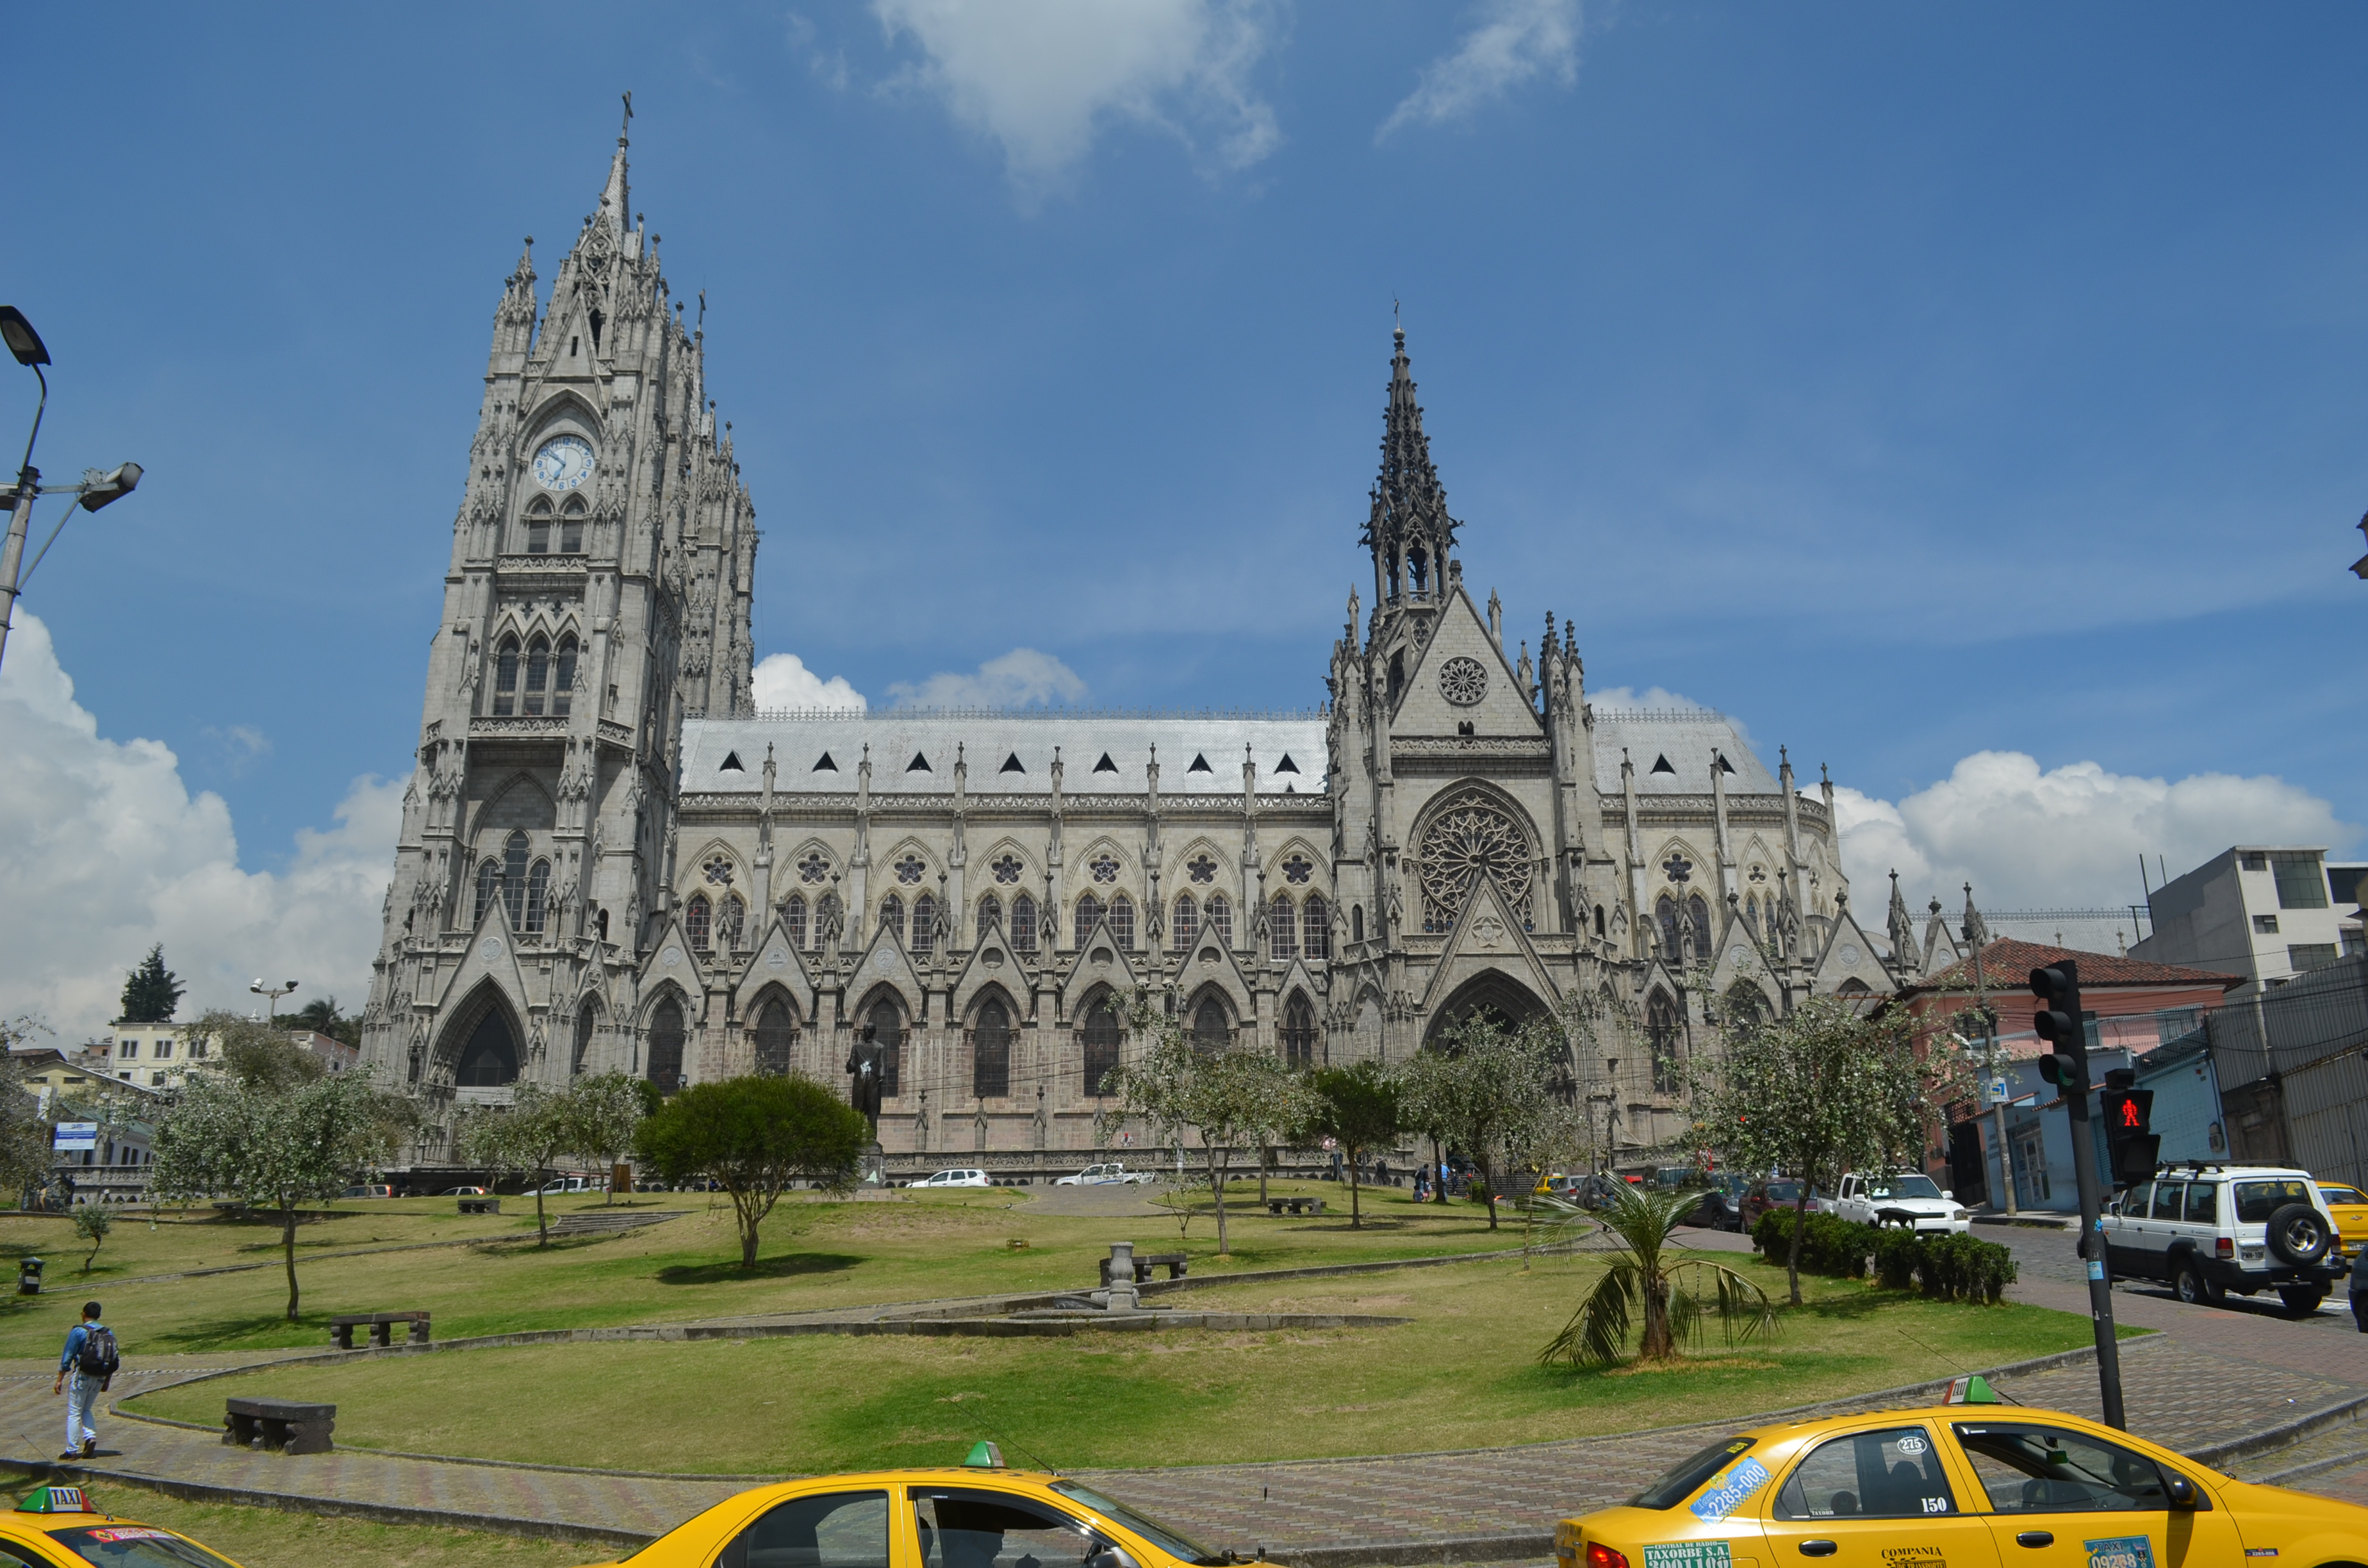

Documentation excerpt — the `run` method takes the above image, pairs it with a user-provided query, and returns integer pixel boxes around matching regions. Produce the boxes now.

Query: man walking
[53,1300,115,1460]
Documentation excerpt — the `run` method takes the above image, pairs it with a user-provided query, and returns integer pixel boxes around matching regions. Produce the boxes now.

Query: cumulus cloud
[1380,0,1581,140]
[873,0,1281,193]
[889,648,1088,709]
[1833,751,2356,912]
[1590,684,1711,712]
[752,652,869,713]
[0,614,400,1034]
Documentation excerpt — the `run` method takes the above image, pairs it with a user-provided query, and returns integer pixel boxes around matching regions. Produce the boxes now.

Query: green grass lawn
[0,1476,596,1568]
[0,1185,1525,1360]
[127,1248,2100,1474]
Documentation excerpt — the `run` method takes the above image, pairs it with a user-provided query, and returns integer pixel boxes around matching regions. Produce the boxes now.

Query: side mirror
[1086,1550,1141,1568]
[1944,1189,1955,1200]
[2165,1474,2197,1510]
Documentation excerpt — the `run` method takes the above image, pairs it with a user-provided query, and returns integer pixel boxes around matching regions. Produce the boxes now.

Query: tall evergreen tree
[119,945,183,1024]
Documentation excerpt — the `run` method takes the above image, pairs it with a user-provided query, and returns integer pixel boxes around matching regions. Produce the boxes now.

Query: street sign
[51,1123,96,1152]
[1986,1078,2010,1105]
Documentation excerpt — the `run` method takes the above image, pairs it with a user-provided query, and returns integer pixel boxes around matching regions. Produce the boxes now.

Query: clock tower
[358,114,757,1156]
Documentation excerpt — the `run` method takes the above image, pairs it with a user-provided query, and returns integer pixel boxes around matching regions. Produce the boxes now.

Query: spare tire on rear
[2265,1202,2331,1266]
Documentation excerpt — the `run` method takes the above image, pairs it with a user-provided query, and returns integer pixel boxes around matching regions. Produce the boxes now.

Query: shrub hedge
[1752,1207,2018,1304]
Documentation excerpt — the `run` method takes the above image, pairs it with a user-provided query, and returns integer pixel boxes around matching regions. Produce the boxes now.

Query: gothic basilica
[359,129,1925,1170]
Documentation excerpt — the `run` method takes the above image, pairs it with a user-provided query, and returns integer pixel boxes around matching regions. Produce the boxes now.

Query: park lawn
[0,1475,590,1568]
[127,1250,2102,1474]
[0,1185,1520,1360]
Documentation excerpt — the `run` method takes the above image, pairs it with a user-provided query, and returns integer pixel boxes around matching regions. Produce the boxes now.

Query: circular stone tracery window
[1416,792,1534,933]
[1438,656,1488,707]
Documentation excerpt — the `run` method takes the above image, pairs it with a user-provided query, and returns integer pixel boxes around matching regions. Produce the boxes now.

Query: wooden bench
[224,1396,334,1455]
[1098,1252,1190,1286]
[329,1311,430,1350]
[1266,1197,1326,1216]
[457,1197,499,1215]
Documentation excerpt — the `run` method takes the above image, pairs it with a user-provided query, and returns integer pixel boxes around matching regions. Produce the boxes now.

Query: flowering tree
[1396,1012,1570,1230]
[1303,1059,1402,1229]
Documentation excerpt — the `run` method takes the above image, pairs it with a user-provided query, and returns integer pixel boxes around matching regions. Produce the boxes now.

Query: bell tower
[1359,321,1463,705]
[359,107,757,1142]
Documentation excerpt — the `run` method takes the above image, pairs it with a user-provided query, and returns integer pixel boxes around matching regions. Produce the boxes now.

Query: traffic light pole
[2033,960,2127,1430]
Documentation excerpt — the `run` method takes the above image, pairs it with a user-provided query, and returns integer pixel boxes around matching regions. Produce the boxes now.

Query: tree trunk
[281,1203,300,1322]
[739,1193,761,1269]
[1258,1145,1270,1208]
[534,1168,551,1247]
[1481,1154,1500,1230]
[1208,1146,1230,1257]
[1786,1190,1810,1306]
[1639,1271,1674,1360]
[1432,1136,1447,1204]
[1347,1145,1362,1229]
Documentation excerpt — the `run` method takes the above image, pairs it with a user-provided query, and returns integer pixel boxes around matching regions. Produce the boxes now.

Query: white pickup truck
[1055,1162,1155,1186]
[1830,1170,1971,1234]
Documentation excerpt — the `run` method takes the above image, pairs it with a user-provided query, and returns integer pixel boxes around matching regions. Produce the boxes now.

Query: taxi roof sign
[964,1441,1005,1469]
[1941,1374,2000,1405]
[17,1485,87,1514]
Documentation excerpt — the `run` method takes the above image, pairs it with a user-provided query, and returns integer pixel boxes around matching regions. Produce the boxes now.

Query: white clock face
[531,434,594,491]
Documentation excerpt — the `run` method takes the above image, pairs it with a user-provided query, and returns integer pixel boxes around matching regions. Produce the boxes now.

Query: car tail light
[1584,1546,1629,1568]
[2216,1238,2233,1260]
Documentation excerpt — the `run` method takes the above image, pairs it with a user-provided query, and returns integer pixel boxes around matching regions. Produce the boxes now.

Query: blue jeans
[64,1371,99,1453]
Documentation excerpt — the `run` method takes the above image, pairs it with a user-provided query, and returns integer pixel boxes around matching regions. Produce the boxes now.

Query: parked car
[2103,1164,2349,1316]
[532,1175,598,1195]
[338,1183,392,1200]
[1054,1163,1153,1186]
[1741,1177,1807,1231]
[438,1185,488,1196]
[1829,1170,1971,1235]
[1686,1174,1749,1231]
[908,1168,992,1189]
[2316,1180,2368,1262]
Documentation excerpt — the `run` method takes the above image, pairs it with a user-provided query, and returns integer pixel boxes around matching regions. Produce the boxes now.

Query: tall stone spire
[596,92,632,245]
[1361,319,1461,608]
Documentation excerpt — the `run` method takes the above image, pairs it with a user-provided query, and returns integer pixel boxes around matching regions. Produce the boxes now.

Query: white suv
[2101,1164,2349,1317]
[1055,1162,1153,1186]
[906,1168,992,1189]
[1829,1171,1971,1234]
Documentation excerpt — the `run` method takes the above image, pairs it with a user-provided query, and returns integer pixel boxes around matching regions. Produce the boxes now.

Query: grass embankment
[129,1246,2099,1474]
[0,1476,589,1568]
[0,1185,1517,1360]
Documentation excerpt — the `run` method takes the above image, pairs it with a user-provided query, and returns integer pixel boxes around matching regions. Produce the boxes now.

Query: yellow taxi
[2316,1181,2368,1261]
[571,1446,1254,1568]
[1555,1392,2368,1567]
[0,1483,249,1565]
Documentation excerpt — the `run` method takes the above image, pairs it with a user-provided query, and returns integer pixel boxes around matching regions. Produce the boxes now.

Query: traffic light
[2030,964,2085,1092]
[2098,1067,2160,1182]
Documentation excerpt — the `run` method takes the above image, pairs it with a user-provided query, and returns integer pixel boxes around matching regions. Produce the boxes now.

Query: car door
[1758,1421,2002,1565]
[2138,1180,2185,1282]
[909,1485,1105,1568]
[2103,1180,2151,1278]
[1946,1418,2241,1567]
[713,1486,894,1568]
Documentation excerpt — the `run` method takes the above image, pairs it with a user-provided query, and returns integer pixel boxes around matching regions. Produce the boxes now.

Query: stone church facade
[360,131,1916,1168]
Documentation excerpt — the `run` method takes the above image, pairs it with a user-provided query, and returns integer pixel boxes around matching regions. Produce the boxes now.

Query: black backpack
[75,1326,117,1378]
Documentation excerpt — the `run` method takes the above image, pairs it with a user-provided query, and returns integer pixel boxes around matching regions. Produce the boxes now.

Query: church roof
[1589,708,1779,794]
[682,712,1328,797]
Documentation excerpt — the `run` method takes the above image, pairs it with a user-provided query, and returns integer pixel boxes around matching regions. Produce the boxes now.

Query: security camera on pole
[2032,959,2127,1429]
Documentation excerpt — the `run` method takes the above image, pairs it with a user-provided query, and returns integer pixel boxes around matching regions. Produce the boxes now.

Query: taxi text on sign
[1642,1544,1731,1568]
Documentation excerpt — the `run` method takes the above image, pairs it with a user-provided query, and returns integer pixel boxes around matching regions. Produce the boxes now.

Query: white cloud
[1380,0,1581,140]
[888,647,1088,708]
[873,0,1281,193]
[1590,684,1711,712]
[752,652,869,713]
[0,614,400,1035]
[1833,751,2356,912]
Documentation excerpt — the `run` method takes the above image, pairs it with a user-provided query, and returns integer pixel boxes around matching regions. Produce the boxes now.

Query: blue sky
[2,1,2362,1021]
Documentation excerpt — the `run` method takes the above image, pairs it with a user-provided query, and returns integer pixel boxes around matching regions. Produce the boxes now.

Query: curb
[2191,1391,2368,1470]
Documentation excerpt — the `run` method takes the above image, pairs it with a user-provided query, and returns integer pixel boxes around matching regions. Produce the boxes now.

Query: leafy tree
[456,1084,580,1247]
[149,1064,409,1319]
[636,1075,866,1268]
[72,1205,111,1275]
[566,1072,647,1205]
[119,947,183,1024]
[1688,995,1939,1305]
[0,1038,57,1200]
[183,1009,325,1091]
[1097,992,1313,1257]
[292,997,361,1048]
[1539,1184,1773,1368]
[1303,1060,1401,1229]
[1396,1013,1568,1230]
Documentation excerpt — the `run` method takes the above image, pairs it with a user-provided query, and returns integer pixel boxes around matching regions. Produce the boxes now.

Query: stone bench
[457,1196,499,1215]
[329,1311,430,1350]
[1098,1252,1189,1286]
[1267,1197,1326,1216]
[224,1396,334,1455]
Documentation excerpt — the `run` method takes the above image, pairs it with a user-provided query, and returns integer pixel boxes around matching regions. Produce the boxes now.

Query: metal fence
[2156,957,2368,1182]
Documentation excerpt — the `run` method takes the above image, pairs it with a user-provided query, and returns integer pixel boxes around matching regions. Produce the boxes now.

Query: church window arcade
[647,997,685,1093]
[1304,895,1331,960]
[1011,893,1039,955]
[1206,894,1233,947]
[784,894,807,951]
[1269,895,1295,961]
[977,894,1001,934]
[1108,894,1135,951]
[881,895,906,947]
[1170,894,1198,952]
[1646,989,1682,1096]
[525,859,550,935]
[502,832,530,927]
[912,894,937,959]
[1281,992,1317,1069]
[753,998,796,1077]
[1075,894,1102,940]
[971,997,1011,1098]
[1191,996,1231,1052]
[686,894,712,952]
[1081,996,1121,1095]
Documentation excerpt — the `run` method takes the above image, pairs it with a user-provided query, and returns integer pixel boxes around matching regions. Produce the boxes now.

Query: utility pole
[2034,960,2125,1429]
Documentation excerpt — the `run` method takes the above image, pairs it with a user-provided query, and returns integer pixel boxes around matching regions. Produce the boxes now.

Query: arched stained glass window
[1353,904,1365,943]
[784,894,808,951]
[1656,895,1678,957]
[492,635,520,715]
[1303,895,1330,961]
[1012,894,1038,955]
[686,894,712,952]
[552,634,577,717]
[1281,992,1317,1070]
[523,636,550,715]
[977,894,1001,936]
[474,860,500,926]
[912,894,937,960]
[559,498,586,553]
[1206,894,1233,947]
[456,1006,518,1086]
[754,997,796,1077]
[1171,894,1198,952]
[1269,895,1296,961]
[503,832,530,927]
[1192,997,1230,1054]
[881,895,905,947]
[572,1002,596,1075]
[1647,989,1682,1096]
[868,998,903,1097]
[526,502,551,555]
[1082,997,1121,1097]
[1687,895,1713,958]
[647,997,685,1093]
[973,997,1010,1098]
[1108,894,1134,951]
[525,860,551,935]
[1076,894,1102,941]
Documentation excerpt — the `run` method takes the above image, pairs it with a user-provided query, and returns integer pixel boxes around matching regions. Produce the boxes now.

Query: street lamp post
[250,979,300,1026]
[0,306,144,674]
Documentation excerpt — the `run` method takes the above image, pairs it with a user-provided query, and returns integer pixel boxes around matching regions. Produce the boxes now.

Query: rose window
[798,852,829,885]
[1416,792,1533,933]
[702,856,734,886]
[894,854,926,886]
[991,854,1022,885]
[1438,656,1488,707]
[1089,854,1119,885]
[1281,854,1313,886]
[1185,854,1217,885]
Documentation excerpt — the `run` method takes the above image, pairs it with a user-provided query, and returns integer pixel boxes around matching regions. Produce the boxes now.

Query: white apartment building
[2133,846,2356,988]
[102,1020,213,1089]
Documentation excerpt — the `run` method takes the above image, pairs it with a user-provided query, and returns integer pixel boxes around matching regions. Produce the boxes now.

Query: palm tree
[1540,1184,1776,1368]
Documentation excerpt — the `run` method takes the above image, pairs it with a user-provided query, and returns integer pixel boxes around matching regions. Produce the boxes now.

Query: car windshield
[1865,1176,1943,1200]
[45,1526,240,1567]
[1049,1482,1224,1565]
[1631,1436,1759,1510]
[2235,1179,2315,1223]
[1763,1182,1799,1203]
[2321,1185,2366,1205]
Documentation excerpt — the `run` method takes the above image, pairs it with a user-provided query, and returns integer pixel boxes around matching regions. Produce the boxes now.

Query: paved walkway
[1,1234,2362,1556]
